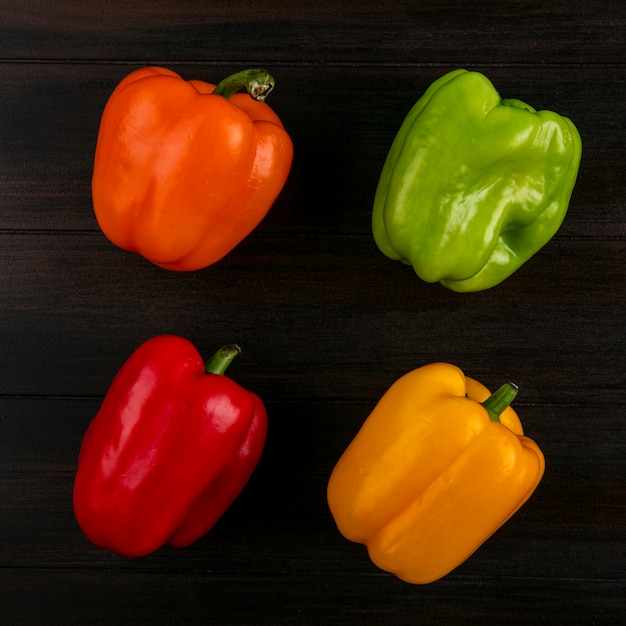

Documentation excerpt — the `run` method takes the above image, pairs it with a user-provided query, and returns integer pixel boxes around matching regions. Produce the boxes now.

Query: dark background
[1,1,624,624]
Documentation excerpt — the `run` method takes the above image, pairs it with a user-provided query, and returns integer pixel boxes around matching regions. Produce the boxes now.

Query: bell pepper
[327,362,545,584]
[92,66,293,271]
[73,336,267,557]
[372,68,582,292]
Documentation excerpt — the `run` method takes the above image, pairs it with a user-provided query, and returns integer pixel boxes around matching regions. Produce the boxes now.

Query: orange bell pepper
[327,362,545,584]
[92,66,293,271]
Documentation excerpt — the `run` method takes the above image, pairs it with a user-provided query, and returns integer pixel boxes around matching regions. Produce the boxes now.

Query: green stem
[205,344,241,375]
[481,382,519,422]
[213,68,275,102]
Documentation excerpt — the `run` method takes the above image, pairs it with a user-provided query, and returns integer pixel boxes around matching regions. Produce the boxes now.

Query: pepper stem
[205,344,241,375]
[481,382,519,422]
[213,69,275,102]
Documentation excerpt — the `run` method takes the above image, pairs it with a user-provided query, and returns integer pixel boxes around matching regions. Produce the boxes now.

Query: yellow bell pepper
[327,362,545,584]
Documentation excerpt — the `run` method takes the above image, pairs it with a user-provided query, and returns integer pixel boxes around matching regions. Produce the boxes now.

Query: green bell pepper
[372,69,582,293]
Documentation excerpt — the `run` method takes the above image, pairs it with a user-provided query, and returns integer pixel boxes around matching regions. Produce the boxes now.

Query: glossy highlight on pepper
[372,69,582,292]
[73,336,267,557]
[327,362,545,584]
[92,66,293,271]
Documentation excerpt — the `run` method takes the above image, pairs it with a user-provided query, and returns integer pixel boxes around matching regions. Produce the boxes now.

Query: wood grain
[1,1,625,623]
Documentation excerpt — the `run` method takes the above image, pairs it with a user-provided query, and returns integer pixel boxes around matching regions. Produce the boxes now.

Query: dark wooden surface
[1,1,625,624]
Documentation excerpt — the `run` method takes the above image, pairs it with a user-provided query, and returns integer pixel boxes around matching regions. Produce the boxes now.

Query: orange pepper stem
[204,344,241,375]
[213,69,275,102]
[481,382,519,422]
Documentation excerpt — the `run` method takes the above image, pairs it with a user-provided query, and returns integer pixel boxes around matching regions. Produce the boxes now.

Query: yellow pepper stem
[481,382,519,422]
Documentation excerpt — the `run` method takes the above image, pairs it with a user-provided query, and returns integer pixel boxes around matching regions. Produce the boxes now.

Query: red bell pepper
[73,336,267,557]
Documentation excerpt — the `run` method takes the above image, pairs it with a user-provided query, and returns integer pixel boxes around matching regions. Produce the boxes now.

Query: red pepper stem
[213,69,275,102]
[205,344,241,375]
[481,382,519,422]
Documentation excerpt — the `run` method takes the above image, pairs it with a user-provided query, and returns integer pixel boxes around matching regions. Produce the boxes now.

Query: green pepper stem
[481,382,519,422]
[205,344,241,375]
[213,68,275,102]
